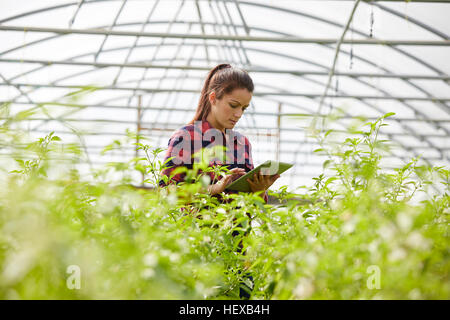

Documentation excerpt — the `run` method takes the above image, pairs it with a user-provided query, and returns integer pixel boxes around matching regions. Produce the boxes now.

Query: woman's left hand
[247,171,280,193]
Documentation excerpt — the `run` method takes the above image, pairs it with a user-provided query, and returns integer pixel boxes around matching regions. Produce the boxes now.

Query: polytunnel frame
[0,2,446,136]
[0,0,449,183]
[1,2,449,125]
[1,30,449,143]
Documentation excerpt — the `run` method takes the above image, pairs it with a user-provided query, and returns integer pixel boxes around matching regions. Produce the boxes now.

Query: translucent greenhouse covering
[0,0,449,191]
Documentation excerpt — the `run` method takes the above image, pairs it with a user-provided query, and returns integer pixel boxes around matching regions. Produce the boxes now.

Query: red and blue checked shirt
[159,120,268,203]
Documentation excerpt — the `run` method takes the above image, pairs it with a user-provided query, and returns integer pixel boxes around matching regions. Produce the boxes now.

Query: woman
[159,63,280,299]
[159,63,279,197]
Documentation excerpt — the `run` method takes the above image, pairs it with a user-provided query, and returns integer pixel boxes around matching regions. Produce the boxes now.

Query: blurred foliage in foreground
[0,110,448,299]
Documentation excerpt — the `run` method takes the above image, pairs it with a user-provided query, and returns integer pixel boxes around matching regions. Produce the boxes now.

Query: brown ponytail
[189,63,254,124]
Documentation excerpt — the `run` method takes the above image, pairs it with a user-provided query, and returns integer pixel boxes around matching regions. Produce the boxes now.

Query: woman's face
[207,87,252,132]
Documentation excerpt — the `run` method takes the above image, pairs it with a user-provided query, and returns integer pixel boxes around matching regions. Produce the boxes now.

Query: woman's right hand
[208,167,246,195]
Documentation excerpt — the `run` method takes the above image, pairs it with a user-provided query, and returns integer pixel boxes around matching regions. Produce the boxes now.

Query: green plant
[0,111,448,300]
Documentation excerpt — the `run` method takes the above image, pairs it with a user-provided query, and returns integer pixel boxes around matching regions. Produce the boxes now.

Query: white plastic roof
[0,0,449,190]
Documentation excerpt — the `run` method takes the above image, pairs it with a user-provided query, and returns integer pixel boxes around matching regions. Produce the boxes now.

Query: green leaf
[323,159,332,169]
[325,129,334,138]
[382,112,396,119]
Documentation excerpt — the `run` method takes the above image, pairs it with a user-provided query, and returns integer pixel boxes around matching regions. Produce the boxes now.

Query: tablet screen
[225,160,293,192]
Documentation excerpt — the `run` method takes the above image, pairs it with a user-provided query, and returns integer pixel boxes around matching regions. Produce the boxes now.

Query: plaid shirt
[159,120,268,203]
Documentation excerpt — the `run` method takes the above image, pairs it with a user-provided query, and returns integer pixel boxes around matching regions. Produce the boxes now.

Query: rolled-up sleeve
[159,128,194,187]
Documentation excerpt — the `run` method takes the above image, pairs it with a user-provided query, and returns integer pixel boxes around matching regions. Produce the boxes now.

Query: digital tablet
[225,160,293,192]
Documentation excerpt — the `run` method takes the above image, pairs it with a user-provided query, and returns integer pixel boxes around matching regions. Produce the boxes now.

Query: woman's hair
[189,63,254,124]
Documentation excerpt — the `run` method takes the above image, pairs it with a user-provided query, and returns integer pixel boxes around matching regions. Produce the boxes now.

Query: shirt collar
[202,119,214,132]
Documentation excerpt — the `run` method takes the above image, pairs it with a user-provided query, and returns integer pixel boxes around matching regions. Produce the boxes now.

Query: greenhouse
[0,0,448,302]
